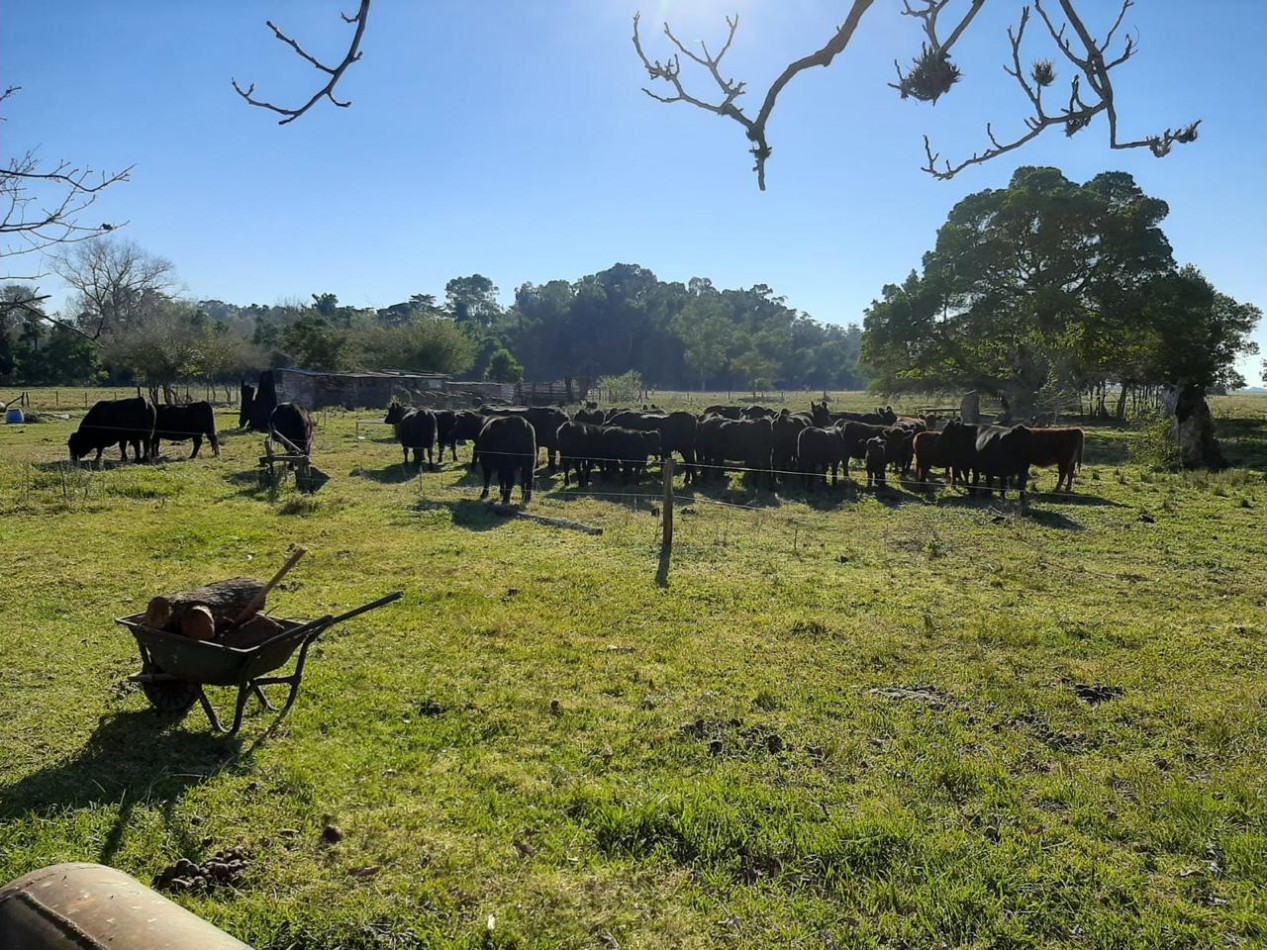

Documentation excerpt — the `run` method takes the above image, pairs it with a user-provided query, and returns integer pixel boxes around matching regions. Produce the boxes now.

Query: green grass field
[2,391,1266,948]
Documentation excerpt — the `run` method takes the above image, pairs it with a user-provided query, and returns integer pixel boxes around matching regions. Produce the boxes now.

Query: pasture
[2,390,1267,949]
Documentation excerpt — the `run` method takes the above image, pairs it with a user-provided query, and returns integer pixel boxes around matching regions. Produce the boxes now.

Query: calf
[865,437,887,488]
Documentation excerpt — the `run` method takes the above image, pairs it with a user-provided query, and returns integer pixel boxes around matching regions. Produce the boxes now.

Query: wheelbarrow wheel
[139,665,199,715]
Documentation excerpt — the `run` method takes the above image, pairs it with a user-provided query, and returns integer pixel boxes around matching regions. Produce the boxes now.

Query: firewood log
[144,577,266,633]
[180,605,217,641]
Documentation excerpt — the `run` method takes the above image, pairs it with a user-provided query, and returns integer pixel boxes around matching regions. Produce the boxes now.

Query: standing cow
[384,403,437,469]
[68,397,156,464]
[476,415,536,505]
[153,402,220,459]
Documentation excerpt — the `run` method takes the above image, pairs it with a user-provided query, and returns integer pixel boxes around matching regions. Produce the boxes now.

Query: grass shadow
[0,710,247,864]
[354,463,424,485]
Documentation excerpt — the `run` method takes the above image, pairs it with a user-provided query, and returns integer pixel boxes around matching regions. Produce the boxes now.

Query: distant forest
[1,261,864,392]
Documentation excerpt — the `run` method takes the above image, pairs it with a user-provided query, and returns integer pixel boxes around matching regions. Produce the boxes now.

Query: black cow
[697,416,774,487]
[606,410,698,482]
[269,402,315,456]
[937,419,980,489]
[434,410,459,463]
[773,410,810,480]
[557,420,604,487]
[797,425,845,490]
[477,414,536,505]
[574,403,605,425]
[480,406,567,472]
[597,426,661,483]
[865,437,888,488]
[69,396,156,464]
[153,402,220,459]
[239,371,277,432]
[385,404,437,469]
[974,424,1034,500]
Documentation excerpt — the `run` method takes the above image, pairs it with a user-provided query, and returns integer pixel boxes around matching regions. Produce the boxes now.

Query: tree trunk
[1115,385,1128,421]
[143,577,268,634]
[1165,384,1226,469]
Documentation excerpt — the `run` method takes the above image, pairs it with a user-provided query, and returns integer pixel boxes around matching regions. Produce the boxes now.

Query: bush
[597,370,643,403]
[1129,409,1180,472]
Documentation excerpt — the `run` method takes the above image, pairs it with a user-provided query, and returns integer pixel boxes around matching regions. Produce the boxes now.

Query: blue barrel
[4,407,23,424]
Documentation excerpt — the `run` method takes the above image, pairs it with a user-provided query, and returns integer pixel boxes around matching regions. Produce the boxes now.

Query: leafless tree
[52,237,178,341]
[632,0,1200,190]
[233,0,371,124]
[1,86,131,329]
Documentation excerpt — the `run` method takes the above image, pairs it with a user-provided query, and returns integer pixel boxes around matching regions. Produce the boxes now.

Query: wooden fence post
[661,458,674,552]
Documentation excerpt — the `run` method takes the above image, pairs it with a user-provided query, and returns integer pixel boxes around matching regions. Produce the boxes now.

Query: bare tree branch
[924,0,1200,179]
[634,2,878,190]
[232,0,371,125]
[634,0,1200,189]
[0,88,131,278]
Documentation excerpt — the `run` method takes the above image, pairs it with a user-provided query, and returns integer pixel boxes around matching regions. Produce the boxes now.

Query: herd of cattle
[379,399,1085,505]
[64,395,1086,507]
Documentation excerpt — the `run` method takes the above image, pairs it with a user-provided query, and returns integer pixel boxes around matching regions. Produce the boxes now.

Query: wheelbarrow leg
[226,681,254,737]
[250,683,280,712]
[196,687,229,734]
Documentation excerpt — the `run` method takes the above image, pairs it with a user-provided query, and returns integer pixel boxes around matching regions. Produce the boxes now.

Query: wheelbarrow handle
[325,590,404,628]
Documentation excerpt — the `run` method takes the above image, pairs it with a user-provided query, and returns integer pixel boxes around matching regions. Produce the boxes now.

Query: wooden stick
[661,457,675,552]
[233,547,307,626]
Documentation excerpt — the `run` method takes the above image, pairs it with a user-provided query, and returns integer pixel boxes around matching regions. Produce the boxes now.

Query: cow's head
[384,402,407,425]
[67,431,90,461]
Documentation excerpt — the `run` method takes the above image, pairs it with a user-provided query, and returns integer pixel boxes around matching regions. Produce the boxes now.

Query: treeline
[0,254,864,393]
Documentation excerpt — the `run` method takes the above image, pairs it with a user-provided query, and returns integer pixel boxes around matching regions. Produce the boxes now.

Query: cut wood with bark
[143,577,267,635]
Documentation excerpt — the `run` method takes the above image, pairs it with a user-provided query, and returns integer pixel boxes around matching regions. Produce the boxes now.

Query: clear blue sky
[4,1,1264,380]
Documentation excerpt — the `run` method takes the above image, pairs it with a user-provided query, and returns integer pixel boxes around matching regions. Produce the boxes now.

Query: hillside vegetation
[2,392,1266,949]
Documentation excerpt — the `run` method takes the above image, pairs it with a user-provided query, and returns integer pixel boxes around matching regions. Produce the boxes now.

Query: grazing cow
[153,402,220,459]
[865,437,888,488]
[702,404,743,420]
[269,402,315,456]
[68,396,156,464]
[1028,427,1085,492]
[595,425,661,483]
[476,414,536,505]
[796,425,846,490]
[385,404,437,469]
[974,424,1034,500]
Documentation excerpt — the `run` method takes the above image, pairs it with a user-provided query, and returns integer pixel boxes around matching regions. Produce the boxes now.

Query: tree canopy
[860,167,1260,410]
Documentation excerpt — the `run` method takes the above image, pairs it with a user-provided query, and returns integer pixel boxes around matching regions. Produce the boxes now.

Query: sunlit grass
[2,393,1266,948]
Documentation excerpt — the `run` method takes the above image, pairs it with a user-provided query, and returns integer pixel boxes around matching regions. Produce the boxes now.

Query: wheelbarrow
[117,591,403,736]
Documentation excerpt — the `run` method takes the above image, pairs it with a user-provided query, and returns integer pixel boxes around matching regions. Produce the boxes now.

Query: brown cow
[1028,427,1085,492]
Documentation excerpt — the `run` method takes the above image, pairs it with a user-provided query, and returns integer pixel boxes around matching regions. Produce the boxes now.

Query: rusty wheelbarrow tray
[117,591,402,736]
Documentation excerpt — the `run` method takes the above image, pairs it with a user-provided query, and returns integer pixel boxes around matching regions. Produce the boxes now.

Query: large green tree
[860,167,1256,415]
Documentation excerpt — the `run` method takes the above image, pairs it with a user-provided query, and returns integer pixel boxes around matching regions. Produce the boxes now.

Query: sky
[4,1,1265,381]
